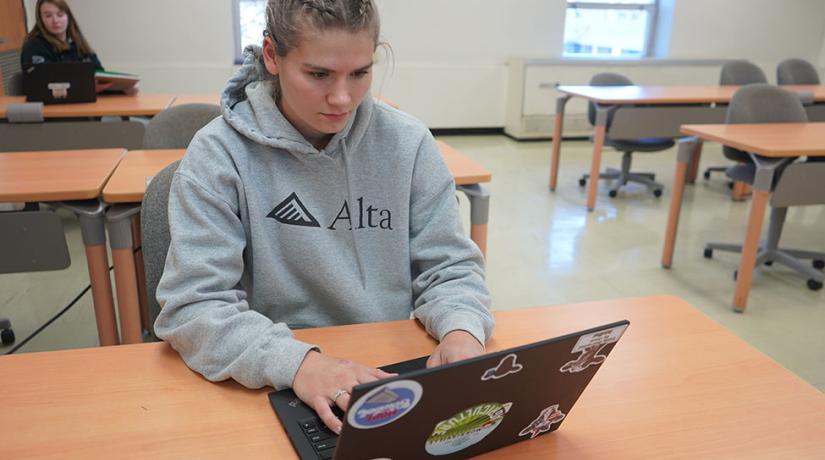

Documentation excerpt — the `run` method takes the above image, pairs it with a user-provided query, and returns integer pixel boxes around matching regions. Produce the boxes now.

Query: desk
[2,295,824,458]
[102,145,491,342]
[0,149,125,346]
[548,85,825,211]
[662,123,825,311]
[0,93,175,119]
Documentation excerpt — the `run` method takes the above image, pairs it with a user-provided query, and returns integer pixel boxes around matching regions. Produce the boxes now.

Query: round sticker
[347,380,423,429]
[425,402,512,456]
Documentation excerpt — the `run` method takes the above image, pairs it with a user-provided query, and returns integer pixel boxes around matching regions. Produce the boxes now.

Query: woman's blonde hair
[264,0,380,58]
[26,0,96,56]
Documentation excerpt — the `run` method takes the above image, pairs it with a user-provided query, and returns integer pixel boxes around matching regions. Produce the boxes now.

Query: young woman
[21,0,102,69]
[155,0,494,433]
[21,0,112,92]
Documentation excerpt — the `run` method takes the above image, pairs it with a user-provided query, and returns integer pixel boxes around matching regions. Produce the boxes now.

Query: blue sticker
[347,380,423,429]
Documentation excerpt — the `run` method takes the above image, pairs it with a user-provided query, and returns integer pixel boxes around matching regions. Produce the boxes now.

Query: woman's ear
[262,37,280,76]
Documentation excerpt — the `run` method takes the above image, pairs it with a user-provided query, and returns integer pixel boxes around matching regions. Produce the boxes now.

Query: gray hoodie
[154,46,494,390]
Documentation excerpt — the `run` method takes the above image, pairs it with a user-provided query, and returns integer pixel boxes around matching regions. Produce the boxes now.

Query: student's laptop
[269,320,629,460]
[23,62,96,104]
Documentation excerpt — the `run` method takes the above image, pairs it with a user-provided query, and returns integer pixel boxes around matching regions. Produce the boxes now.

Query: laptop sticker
[481,353,523,381]
[518,404,566,439]
[560,324,628,373]
[424,402,512,456]
[347,380,423,429]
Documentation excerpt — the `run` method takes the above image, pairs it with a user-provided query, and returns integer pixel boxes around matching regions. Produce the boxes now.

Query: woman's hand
[292,351,396,434]
[426,330,485,368]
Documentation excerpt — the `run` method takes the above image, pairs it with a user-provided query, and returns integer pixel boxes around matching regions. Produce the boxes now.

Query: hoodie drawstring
[341,140,368,289]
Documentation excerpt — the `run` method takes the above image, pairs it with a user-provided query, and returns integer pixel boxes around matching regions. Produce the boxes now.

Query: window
[563,1,658,59]
[233,0,267,63]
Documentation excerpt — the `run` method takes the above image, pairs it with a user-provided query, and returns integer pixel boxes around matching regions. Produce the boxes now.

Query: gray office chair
[5,71,24,96]
[704,60,768,182]
[0,210,72,345]
[142,103,221,149]
[703,84,824,291]
[140,160,180,339]
[579,72,673,198]
[776,58,820,85]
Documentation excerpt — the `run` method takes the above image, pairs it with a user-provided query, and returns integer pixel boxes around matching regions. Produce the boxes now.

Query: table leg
[131,215,151,332]
[549,95,570,191]
[731,181,751,201]
[106,204,143,344]
[662,138,701,268]
[732,159,783,312]
[586,106,609,212]
[457,184,490,258]
[60,201,119,346]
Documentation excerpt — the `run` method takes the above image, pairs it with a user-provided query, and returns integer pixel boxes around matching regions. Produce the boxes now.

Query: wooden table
[2,295,823,458]
[548,85,825,211]
[0,149,126,346]
[662,123,825,311]
[0,93,175,119]
[102,145,491,343]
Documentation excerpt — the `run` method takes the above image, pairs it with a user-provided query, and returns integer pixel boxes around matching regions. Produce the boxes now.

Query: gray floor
[2,135,823,392]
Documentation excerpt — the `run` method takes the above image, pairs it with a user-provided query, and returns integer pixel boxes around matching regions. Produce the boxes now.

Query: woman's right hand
[292,351,396,434]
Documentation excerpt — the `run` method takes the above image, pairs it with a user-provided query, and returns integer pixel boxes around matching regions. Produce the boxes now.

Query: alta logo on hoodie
[267,192,393,231]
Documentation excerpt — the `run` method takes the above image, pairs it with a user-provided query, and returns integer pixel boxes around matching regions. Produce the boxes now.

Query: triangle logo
[267,192,321,228]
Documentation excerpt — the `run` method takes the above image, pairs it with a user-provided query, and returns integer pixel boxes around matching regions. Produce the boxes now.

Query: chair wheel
[1,328,14,346]
[807,279,823,291]
[653,189,663,198]
[764,260,773,266]
[578,178,586,187]
[703,171,711,180]
[727,182,734,190]
[733,270,737,281]
[813,259,825,270]
[703,248,713,259]
[608,190,618,198]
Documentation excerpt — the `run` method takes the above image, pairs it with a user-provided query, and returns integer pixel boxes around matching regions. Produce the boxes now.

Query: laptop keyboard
[298,415,340,459]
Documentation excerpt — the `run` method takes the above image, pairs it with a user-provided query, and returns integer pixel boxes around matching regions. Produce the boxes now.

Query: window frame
[563,1,659,59]
[232,0,267,65]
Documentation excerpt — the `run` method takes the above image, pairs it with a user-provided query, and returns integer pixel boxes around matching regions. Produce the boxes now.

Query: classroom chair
[776,58,821,85]
[0,209,73,345]
[703,60,768,183]
[578,72,673,198]
[140,160,180,339]
[142,103,222,149]
[703,84,824,291]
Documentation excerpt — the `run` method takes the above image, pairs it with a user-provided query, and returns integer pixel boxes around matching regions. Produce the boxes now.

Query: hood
[220,45,374,156]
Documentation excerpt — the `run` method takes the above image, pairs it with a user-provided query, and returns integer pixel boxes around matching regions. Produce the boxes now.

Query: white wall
[24,0,825,128]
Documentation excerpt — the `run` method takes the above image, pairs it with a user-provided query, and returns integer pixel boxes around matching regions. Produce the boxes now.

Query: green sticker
[425,402,512,456]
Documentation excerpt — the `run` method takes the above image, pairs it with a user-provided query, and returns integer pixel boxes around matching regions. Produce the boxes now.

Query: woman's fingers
[313,397,343,434]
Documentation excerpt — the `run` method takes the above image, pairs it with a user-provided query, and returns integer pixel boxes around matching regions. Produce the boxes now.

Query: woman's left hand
[426,330,485,367]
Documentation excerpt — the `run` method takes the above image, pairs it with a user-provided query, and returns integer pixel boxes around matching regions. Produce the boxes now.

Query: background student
[21,0,112,92]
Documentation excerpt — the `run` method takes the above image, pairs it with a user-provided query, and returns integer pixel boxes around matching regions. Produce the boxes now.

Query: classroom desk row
[0,142,491,346]
[2,295,824,458]
[548,84,825,211]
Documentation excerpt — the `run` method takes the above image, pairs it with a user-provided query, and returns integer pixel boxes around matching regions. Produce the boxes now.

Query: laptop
[269,320,629,459]
[23,62,96,104]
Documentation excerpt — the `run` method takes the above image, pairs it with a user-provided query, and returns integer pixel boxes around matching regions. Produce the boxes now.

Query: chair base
[579,151,664,197]
[704,243,825,287]
[703,207,825,289]
[0,318,14,346]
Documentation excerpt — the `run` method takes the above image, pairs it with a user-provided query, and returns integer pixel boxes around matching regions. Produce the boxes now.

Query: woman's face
[40,2,69,39]
[263,28,374,148]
